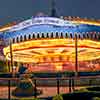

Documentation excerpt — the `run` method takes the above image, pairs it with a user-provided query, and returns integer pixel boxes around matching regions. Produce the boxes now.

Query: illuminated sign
[8,17,78,32]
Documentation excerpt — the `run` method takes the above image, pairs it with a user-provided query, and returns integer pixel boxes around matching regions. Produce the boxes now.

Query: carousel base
[12,80,42,97]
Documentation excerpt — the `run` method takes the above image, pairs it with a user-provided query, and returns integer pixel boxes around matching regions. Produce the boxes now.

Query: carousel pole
[6,54,11,100]
[5,55,9,73]
[75,33,78,77]
[9,38,14,75]
[72,33,78,91]
[8,39,13,99]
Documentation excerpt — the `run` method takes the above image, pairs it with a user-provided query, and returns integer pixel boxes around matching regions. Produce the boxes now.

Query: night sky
[0,0,100,25]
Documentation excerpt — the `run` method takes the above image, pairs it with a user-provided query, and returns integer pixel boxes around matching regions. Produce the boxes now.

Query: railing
[0,75,100,99]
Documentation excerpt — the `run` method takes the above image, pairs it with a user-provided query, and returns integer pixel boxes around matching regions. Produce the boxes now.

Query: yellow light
[72,19,100,26]
[0,26,11,32]
[3,38,100,63]
[55,63,62,71]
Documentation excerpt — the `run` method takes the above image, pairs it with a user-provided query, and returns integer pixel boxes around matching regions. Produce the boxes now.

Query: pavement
[0,86,84,99]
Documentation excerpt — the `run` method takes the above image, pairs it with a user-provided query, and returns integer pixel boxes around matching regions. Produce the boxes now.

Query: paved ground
[0,86,84,99]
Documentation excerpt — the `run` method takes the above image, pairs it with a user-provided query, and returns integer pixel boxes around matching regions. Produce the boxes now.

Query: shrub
[92,97,100,100]
[53,94,63,100]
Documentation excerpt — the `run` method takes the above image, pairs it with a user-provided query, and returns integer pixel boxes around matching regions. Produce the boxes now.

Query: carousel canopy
[3,17,100,40]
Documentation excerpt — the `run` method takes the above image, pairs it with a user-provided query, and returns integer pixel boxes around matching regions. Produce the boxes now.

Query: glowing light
[3,38,100,63]
[55,63,62,71]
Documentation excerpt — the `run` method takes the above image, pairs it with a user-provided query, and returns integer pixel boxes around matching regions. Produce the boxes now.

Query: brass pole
[71,33,78,92]
[75,33,78,77]
[6,55,11,99]
[8,39,13,100]
[6,56,9,72]
[9,39,14,74]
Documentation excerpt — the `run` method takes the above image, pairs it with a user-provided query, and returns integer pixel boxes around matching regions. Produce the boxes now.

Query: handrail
[0,75,100,80]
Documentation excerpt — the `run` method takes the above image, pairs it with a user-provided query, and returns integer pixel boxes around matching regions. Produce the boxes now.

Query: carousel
[1,0,100,97]
[0,15,100,97]
[3,16,100,72]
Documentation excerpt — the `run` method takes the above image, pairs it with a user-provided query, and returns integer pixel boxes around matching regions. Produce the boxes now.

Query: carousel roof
[3,16,100,40]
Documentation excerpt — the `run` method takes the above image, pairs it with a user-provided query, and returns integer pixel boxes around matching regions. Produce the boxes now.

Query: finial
[51,0,58,17]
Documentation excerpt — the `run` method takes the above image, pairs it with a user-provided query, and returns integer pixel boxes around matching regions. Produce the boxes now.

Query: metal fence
[0,75,100,99]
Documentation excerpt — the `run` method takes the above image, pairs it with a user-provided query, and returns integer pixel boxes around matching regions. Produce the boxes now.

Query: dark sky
[0,0,100,25]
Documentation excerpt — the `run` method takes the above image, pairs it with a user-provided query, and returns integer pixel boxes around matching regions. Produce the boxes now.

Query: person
[18,63,35,87]
[18,63,28,75]
[12,63,42,97]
